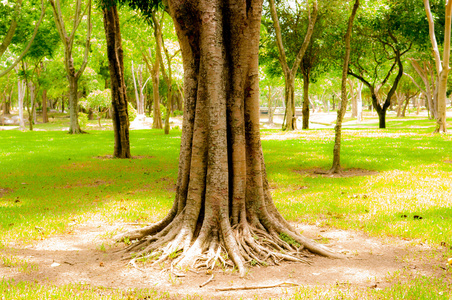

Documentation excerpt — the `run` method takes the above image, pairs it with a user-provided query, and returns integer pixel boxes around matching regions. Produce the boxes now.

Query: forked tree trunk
[269,0,318,131]
[103,4,131,158]
[49,0,91,134]
[118,0,337,277]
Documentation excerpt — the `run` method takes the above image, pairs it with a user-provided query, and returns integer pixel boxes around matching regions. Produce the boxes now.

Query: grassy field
[1,114,452,299]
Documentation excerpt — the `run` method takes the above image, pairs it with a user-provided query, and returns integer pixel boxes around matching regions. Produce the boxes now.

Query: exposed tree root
[116,209,340,277]
[215,282,300,292]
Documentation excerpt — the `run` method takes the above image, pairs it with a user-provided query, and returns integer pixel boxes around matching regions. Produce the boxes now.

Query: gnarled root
[116,212,340,277]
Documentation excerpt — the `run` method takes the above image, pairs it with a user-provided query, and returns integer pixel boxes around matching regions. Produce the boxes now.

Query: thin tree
[49,0,92,134]
[142,47,163,129]
[151,11,180,135]
[102,1,131,158]
[268,0,318,130]
[329,0,360,174]
[424,0,452,133]
[117,0,339,277]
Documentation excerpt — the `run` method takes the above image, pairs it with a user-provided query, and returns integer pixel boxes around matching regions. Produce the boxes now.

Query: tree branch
[0,0,23,58]
[0,0,46,78]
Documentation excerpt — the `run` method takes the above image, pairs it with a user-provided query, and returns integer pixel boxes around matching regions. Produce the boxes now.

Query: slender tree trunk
[267,85,274,124]
[302,71,310,129]
[150,47,163,129]
[131,61,140,115]
[330,0,359,174]
[138,66,145,116]
[424,0,452,133]
[42,89,48,123]
[103,4,131,158]
[282,76,297,130]
[118,0,338,278]
[68,77,82,133]
[18,78,25,130]
[356,81,363,122]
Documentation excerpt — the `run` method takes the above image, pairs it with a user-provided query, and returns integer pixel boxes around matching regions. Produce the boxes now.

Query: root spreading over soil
[1,221,448,299]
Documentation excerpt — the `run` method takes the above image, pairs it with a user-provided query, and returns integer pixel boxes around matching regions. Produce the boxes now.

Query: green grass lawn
[1,115,452,299]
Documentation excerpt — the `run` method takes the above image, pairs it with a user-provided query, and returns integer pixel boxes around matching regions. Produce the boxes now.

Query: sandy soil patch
[1,221,448,299]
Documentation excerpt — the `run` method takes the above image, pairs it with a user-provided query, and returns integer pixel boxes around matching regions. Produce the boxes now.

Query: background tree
[424,0,452,133]
[329,0,359,174]
[267,0,318,130]
[348,1,412,129]
[102,1,131,158]
[80,88,111,127]
[49,0,92,134]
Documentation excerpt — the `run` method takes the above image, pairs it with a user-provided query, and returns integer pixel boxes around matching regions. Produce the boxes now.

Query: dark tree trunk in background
[118,0,337,277]
[42,89,48,123]
[103,4,131,158]
[302,69,310,129]
[350,51,404,129]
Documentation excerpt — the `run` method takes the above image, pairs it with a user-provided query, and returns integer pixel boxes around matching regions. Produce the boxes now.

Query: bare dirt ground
[1,221,448,299]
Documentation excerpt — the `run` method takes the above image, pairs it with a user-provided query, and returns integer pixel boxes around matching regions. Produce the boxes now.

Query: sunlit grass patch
[0,280,179,300]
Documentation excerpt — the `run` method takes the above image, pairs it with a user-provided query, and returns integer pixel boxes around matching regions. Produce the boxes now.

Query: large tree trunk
[118,0,337,277]
[103,4,131,158]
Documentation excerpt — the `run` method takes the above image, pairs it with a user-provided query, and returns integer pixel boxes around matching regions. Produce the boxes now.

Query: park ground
[0,109,452,299]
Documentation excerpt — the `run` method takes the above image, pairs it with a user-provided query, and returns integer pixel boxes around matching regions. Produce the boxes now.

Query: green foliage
[77,112,89,130]
[128,101,137,121]
[80,89,111,111]
[160,103,167,120]
[172,109,183,116]
[279,233,301,248]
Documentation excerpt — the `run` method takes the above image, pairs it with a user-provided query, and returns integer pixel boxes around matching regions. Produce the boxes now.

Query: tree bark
[103,4,131,158]
[330,0,359,173]
[118,0,338,277]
